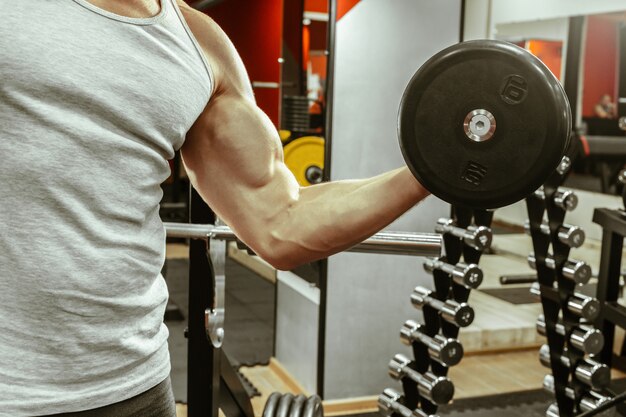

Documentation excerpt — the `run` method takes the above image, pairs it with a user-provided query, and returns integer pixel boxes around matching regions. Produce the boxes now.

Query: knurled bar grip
[163,222,442,257]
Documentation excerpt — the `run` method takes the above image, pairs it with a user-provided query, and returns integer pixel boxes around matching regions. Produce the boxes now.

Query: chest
[0,1,210,151]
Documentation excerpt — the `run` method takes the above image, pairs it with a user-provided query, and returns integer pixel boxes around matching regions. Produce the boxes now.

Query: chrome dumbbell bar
[539,344,610,389]
[434,218,492,251]
[388,354,454,405]
[423,257,483,289]
[530,283,601,321]
[536,315,604,355]
[378,389,438,417]
[527,252,592,285]
[523,220,585,248]
[400,320,464,367]
[411,286,475,327]
[534,186,578,211]
[543,375,613,415]
[163,222,443,257]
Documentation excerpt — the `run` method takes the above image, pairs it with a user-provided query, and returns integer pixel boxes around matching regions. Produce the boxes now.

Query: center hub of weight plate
[463,109,496,142]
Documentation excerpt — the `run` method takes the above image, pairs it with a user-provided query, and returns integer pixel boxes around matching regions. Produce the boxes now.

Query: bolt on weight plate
[399,39,571,209]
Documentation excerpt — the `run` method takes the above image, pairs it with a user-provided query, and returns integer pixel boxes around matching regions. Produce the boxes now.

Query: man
[0,0,429,416]
[594,93,617,119]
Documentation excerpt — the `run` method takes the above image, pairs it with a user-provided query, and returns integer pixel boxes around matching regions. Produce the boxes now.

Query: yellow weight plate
[283,136,325,186]
[279,130,292,144]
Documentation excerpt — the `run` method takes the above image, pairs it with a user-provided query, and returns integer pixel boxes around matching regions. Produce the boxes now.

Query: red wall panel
[204,0,283,125]
[582,15,619,117]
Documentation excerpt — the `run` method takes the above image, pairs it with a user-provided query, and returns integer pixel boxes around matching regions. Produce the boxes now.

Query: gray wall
[324,0,461,399]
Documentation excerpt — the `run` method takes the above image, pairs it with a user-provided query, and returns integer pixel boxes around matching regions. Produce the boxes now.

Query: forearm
[266,167,429,268]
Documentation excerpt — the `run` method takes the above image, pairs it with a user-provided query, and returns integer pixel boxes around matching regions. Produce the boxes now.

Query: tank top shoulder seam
[168,0,215,97]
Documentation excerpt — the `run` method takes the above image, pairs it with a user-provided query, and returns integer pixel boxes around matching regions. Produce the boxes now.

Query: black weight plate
[263,392,282,417]
[289,394,307,417]
[303,395,323,417]
[276,393,295,417]
[399,40,571,209]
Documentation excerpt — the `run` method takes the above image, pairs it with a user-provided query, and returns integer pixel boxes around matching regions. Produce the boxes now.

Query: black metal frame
[401,208,492,415]
[593,208,626,371]
[185,188,255,417]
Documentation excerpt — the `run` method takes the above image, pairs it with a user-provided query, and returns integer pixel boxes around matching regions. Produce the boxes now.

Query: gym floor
[164,243,626,417]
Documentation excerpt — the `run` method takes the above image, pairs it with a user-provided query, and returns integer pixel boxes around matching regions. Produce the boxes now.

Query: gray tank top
[0,1,212,414]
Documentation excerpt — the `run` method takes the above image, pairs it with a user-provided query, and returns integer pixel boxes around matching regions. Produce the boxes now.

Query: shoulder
[175,1,252,97]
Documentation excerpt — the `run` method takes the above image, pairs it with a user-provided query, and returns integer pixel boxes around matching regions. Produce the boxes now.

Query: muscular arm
[178,6,429,270]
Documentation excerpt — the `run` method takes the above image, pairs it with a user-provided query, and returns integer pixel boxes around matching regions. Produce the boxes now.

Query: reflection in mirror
[496,13,626,195]
[280,0,327,190]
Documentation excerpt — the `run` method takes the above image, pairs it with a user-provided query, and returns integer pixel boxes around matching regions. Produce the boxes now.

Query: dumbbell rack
[385,207,492,416]
[526,159,611,417]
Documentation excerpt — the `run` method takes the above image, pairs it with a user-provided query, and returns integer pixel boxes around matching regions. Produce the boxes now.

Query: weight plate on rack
[284,136,325,186]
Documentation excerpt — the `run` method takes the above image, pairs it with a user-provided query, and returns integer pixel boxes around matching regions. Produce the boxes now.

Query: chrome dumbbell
[568,292,602,321]
[539,344,610,389]
[536,314,604,354]
[528,252,592,285]
[400,320,464,367]
[534,186,578,211]
[435,218,492,251]
[411,286,475,327]
[423,257,483,289]
[543,375,614,416]
[546,402,560,417]
[524,220,585,248]
[378,389,438,417]
[388,354,454,405]
[529,283,601,321]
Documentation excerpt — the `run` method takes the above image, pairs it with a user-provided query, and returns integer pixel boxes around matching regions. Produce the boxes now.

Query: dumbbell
[378,389,438,417]
[523,220,585,248]
[529,283,601,321]
[539,344,610,389]
[527,252,592,285]
[411,286,475,327]
[536,314,604,354]
[423,257,483,289]
[434,218,492,251]
[543,375,614,416]
[400,320,464,367]
[388,354,455,405]
[534,186,578,211]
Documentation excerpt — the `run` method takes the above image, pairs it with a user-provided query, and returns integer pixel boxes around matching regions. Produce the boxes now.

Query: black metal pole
[187,187,220,417]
